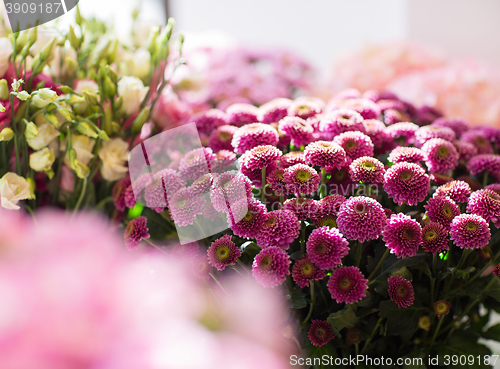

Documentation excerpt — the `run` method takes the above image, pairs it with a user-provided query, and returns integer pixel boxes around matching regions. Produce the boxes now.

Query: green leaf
[287,286,307,309]
[304,343,337,369]
[378,300,426,337]
[482,323,500,341]
[452,266,477,281]
[485,277,500,303]
[327,305,358,331]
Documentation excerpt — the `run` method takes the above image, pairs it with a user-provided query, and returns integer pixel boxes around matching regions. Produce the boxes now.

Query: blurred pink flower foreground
[0,210,293,369]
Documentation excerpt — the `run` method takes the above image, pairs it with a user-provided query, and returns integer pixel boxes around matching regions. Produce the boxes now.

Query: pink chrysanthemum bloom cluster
[434,180,471,203]
[256,210,301,249]
[124,216,150,249]
[349,156,385,184]
[304,141,346,169]
[424,196,460,229]
[283,163,321,195]
[421,138,459,173]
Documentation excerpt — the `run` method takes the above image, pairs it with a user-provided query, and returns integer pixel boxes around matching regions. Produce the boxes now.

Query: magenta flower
[278,116,314,147]
[190,173,214,196]
[124,184,136,208]
[178,148,217,181]
[467,154,500,176]
[467,189,500,228]
[388,276,415,308]
[306,226,349,270]
[144,169,186,209]
[434,180,472,203]
[207,235,241,271]
[422,138,459,173]
[384,162,430,206]
[226,103,259,127]
[283,163,321,195]
[462,130,494,155]
[255,210,301,249]
[192,108,227,135]
[493,263,500,278]
[328,98,381,120]
[169,187,206,227]
[292,255,326,288]
[316,194,347,217]
[231,123,279,154]
[415,125,456,145]
[349,156,385,184]
[287,97,323,119]
[337,196,386,242]
[327,266,368,304]
[208,125,238,152]
[388,147,424,164]
[124,216,150,250]
[252,246,291,288]
[454,141,478,161]
[304,141,347,169]
[333,131,374,162]
[228,198,267,239]
[385,122,419,144]
[424,196,460,229]
[308,320,335,347]
[486,183,500,195]
[421,222,449,254]
[258,97,292,123]
[283,198,319,221]
[243,145,282,171]
[267,167,286,194]
[383,213,422,258]
[432,117,468,138]
[210,172,252,213]
[319,109,364,136]
[112,176,132,211]
[279,151,306,168]
[363,119,390,148]
[450,214,491,249]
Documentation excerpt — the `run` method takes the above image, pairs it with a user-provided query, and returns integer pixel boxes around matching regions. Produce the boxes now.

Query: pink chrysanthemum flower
[314,214,338,229]
[228,197,266,238]
[292,255,326,288]
[278,116,314,147]
[266,167,286,194]
[319,109,365,136]
[450,213,491,249]
[432,117,468,138]
[287,97,323,119]
[467,189,500,228]
[208,125,238,152]
[252,246,291,288]
[112,176,132,211]
[421,222,449,254]
[207,235,241,271]
[385,122,419,143]
[124,216,150,250]
[308,320,335,347]
[430,173,454,186]
[306,226,349,270]
[461,131,494,155]
[346,327,361,345]
[384,108,412,125]
[327,164,356,196]
[169,187,205,226]
[283,198,319,221]
[243,145,282,171]
[256,210,301,249]
[211,150,237,173]
[486,183,500,195]
[210,172,252,212]
[316,194,346,217]
[283,163,321,195]
[467,154,500,176]
[349,156,385,184]
[337,196,386,242]
[493,264,500,278]
[178,148,217,181]
[333,131,374,162]
[124,184,136,208]
[304,141,347,169]
[384,162,430,206]
[327,98,381,120]
[415,125,456,146]
[190,173,214,196]
[239,154,275,189]
[192,108,228,135]
[144,169,186,209]
[388,276,415,309]
[383,213,422,258]
[454,141,478,161]
[434,300,452,319]
[422,138,459,174]
[388,147,425,165]
[226,103,259,127]
[231,123,279,154]
[424,196,460,229]
[363,119,390,148]
[434,180,472,203]
[327,266,368,304]
[258,97,292,123]
[279,151,306,168]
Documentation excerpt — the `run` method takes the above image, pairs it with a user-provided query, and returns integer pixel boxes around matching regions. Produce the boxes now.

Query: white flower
[32,88,58,109]
[0,38,13,78]
[126,48,151,80]
[74,79,99,95]
[29,148,55,172]
[0,173,31,210]
[27,123,60,150]
[117,76,148,116]
[98,138,129,181]
[61,134,96,167]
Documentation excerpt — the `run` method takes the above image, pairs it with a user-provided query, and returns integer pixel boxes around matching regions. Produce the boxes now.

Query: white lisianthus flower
[127,48,151,80]
[29,148,55,172]
[0,38,13,78]
[117,76,148,116]
[32,88,58,109]
[27,123,60,150]
[0,173,31,210]
[98,138,129,181]
[74,79,99,95]
[61,134,96,167]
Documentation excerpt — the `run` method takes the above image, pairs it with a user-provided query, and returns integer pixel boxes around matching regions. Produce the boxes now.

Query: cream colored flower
[32,88,58,109]
[117,76,148,116]
[27,123,60,150]
[124,48,151,80]
[0,38,13,78]
[0,173,31,210]
[29,148,55,172]
[74,79,99,95]
[61,134,96,167]
[98,138,129,181]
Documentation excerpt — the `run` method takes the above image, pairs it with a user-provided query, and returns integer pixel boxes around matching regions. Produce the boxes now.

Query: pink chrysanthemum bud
[346,327,361,345]
[124,216,150,250]
[207,235,241,271]
[327,266,368,304]
[383,162,430,206]
[383,213,422,259]
[388,275,415,308]
[450,213,491,249]
[434,300,451,319]
[308,320,335,347]
[252,246,291,288]
[421,222,449,255]
[292,255,326,288]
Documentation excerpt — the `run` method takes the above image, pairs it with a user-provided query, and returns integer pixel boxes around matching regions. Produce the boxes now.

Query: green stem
[302,282,315,325]
[356,241,363,268]
[456,249,471,271]
[261,166,266,204]
[321,168,327,199]
[361,318,383,354]
[209,272,228,294]
[429,315,445,350]
[368,248,390,283]
[431,253,438,302]
[301,220,306,254]
[483,171,489,187]
[72,177,87,215]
